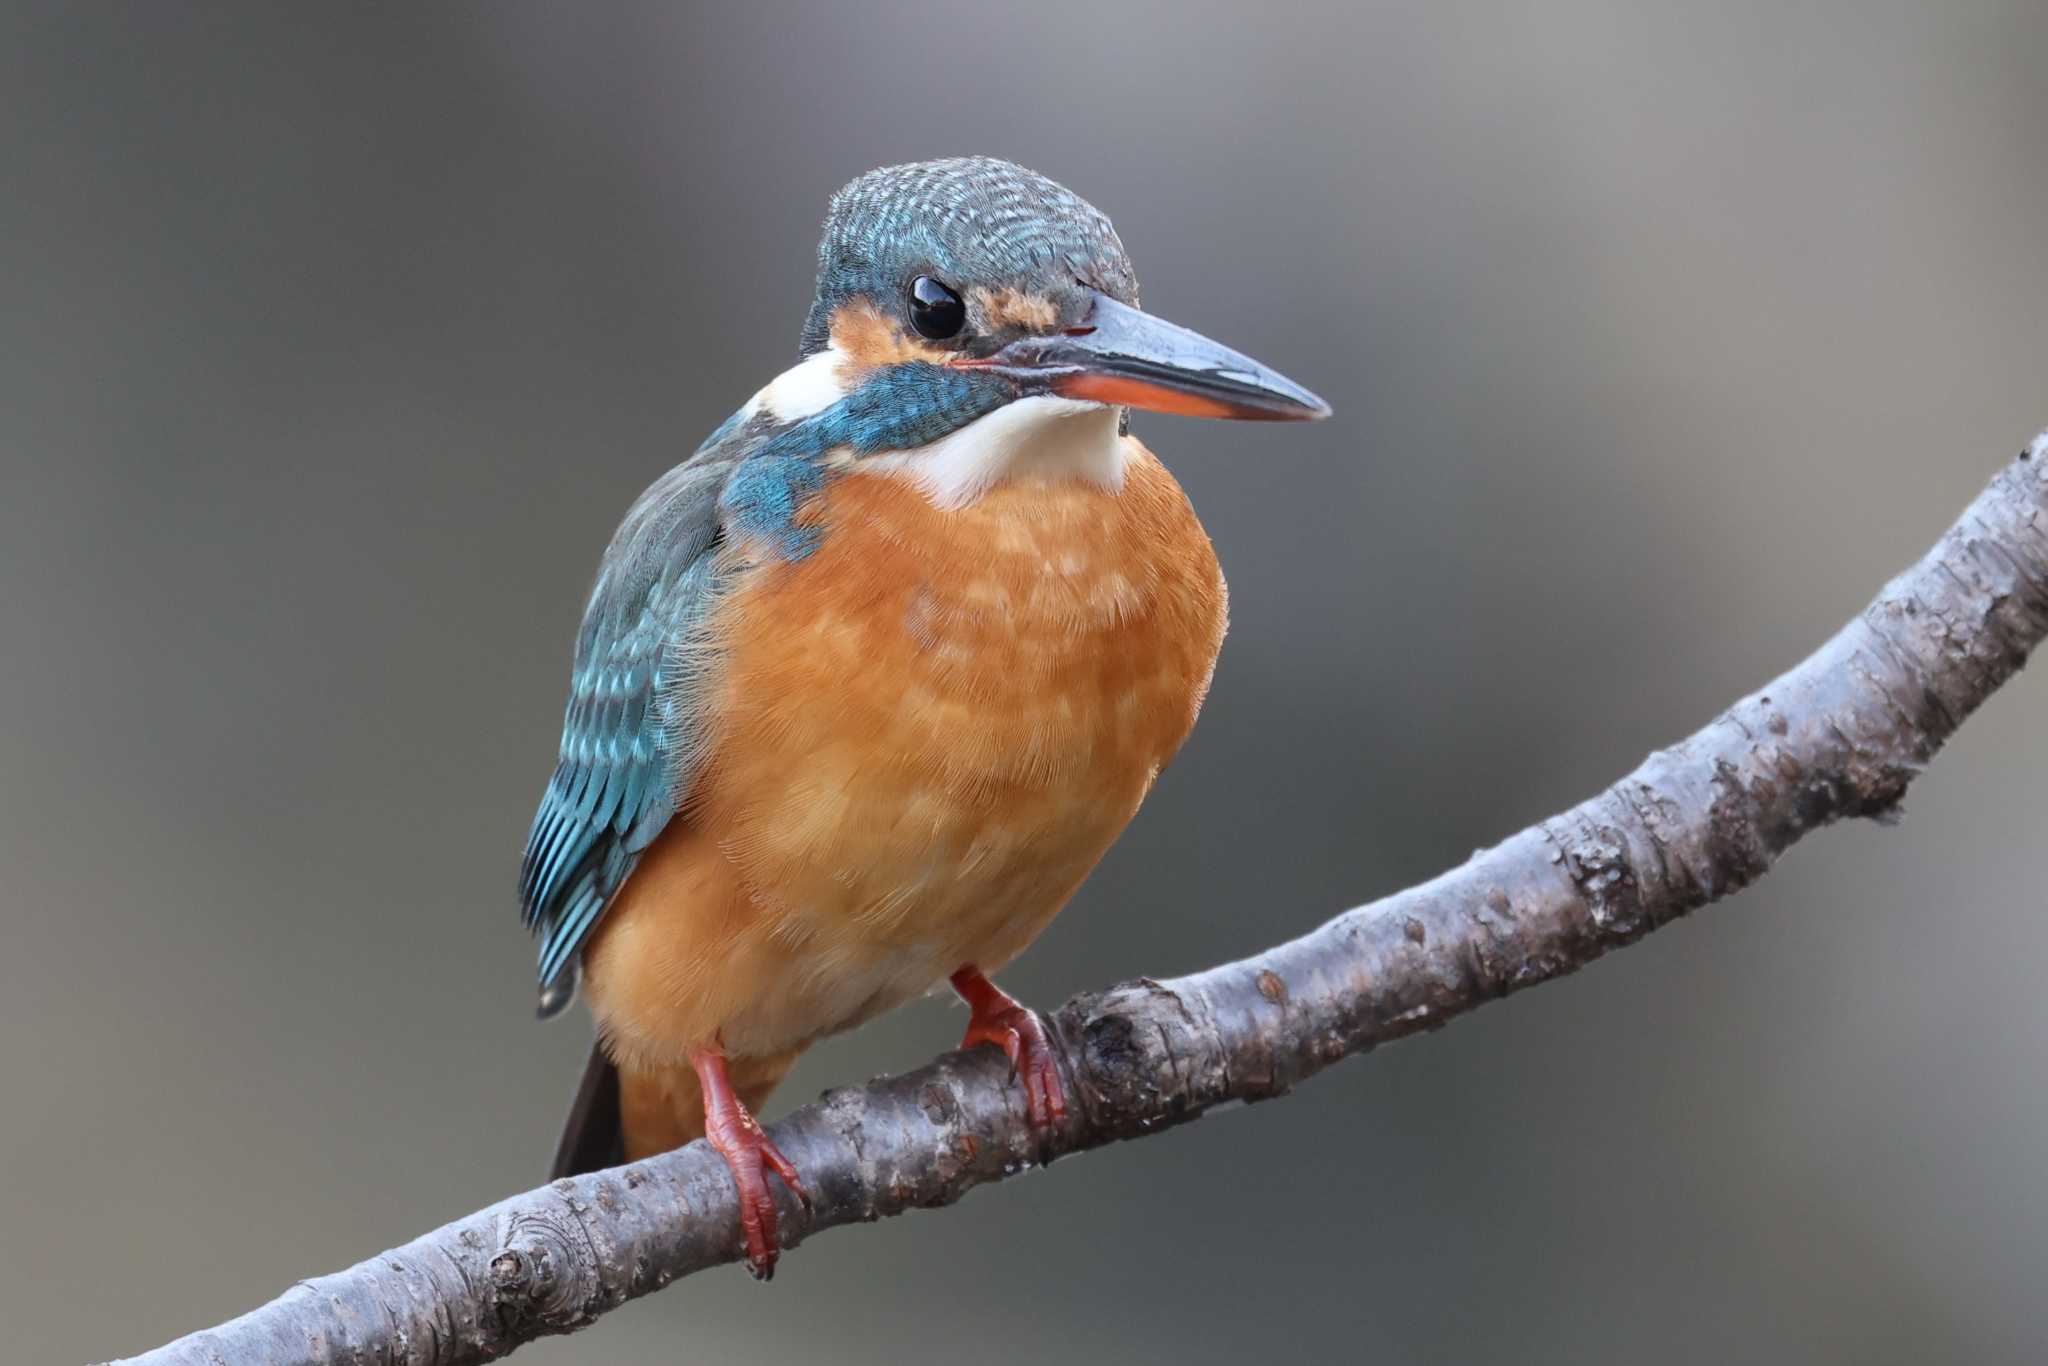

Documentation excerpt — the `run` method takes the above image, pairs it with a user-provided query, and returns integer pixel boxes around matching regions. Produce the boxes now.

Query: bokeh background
[6,3,2047,1362]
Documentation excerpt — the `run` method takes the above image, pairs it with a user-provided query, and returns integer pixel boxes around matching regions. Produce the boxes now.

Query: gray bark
[112,437,2048,1366]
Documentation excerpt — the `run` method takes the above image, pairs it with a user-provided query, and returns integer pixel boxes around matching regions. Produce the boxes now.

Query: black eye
[907,275,966,340]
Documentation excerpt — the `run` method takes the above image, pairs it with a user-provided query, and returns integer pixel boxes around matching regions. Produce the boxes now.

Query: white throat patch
[864,397,1128,508]
[747,349,1130,509]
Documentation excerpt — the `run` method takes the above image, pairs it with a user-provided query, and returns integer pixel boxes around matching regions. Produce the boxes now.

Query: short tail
[550,1043,799,1180]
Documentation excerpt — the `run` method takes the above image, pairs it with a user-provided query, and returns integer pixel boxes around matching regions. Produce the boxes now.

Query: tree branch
[113,436,2048,1366]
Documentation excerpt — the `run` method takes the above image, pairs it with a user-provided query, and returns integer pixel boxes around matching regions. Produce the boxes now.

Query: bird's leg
[948,966,1069,1131]
[690,1045,808,1280]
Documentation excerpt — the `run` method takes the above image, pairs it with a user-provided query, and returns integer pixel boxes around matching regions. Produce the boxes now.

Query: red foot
[691,1048,809,1280]
[949,967,1069,1132]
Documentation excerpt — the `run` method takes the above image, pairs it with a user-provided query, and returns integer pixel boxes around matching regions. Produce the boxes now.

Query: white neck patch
[752,348,846,423]
[863,397,1128,508]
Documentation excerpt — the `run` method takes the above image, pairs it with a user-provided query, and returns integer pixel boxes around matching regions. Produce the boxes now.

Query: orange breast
[583,439,1225,1068]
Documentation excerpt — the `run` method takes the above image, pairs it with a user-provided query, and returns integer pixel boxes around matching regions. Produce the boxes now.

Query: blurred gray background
[6,3,2046,1362]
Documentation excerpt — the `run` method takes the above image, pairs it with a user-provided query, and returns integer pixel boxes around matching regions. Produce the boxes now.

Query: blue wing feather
[520,430,747,1014]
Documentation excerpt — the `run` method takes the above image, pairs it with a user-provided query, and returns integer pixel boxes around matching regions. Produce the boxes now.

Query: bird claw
[961,1000,1069,1133]
[691,1045,808,1279]
[702,1109,807,1280]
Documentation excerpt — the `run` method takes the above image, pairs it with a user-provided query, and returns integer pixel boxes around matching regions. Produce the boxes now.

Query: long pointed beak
[957,291,1331,421]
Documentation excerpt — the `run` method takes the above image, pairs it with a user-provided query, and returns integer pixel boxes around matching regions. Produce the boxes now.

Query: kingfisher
[520,157,1327,1276]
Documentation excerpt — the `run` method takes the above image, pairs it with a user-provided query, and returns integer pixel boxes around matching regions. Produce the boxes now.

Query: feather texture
[520,426,741,1010]
[580,440,1227,1071]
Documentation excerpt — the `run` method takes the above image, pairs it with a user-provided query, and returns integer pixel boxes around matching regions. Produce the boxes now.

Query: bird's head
[751,158,1327,506]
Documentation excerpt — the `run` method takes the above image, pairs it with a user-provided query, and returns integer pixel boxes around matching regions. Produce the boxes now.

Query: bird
[519,156,1328,1277]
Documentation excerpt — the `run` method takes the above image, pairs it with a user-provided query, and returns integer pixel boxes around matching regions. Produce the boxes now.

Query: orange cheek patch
[972,287,1061,332]
[828,301,949,377]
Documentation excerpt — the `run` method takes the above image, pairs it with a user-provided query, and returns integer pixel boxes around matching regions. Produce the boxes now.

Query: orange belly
[583,438,1225,1071]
